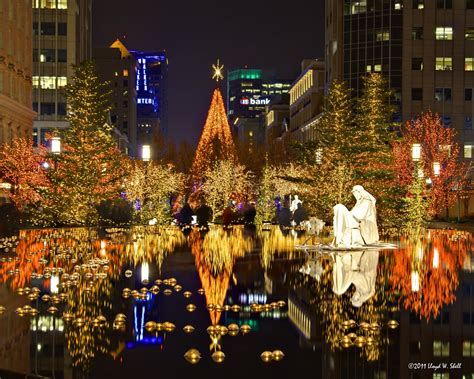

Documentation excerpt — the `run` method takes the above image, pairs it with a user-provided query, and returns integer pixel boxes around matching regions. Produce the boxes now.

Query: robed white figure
[332,185,379,247]
[332,250,379,307]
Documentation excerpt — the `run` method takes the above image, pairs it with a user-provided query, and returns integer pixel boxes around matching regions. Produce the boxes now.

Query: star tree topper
[212,59,224,82]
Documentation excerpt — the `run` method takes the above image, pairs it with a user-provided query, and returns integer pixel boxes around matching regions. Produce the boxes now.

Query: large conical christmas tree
[190,88,237,184]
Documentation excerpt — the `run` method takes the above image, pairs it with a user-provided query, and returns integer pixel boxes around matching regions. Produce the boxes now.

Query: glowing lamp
[50,275,59,294]
[433,162,440,176]
[142,145,151,162]
[412,143,421,161]
[51,137,61,154]
[411,271,420,292]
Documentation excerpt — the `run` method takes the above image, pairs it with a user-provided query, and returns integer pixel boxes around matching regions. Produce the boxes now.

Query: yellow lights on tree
[412,143,421,161]
[142,145,151,162]
[51,136,61,154]
[212,59,224,82]
[433,162,441,176]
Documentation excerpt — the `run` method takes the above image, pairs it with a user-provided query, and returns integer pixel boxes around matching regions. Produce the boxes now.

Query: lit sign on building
[240,97,270,106]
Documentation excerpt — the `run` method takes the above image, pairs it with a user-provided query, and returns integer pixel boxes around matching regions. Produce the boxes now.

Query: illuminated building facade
[130,50,168,158]
[32,0,92,146]
[0,0,36,146]
[93,39,138,156]
[227,68,292,146]
[326,0,474,154]
[288,59,325,143]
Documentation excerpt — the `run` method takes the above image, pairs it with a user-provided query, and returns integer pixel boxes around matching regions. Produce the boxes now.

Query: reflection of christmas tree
[189,88,237,185]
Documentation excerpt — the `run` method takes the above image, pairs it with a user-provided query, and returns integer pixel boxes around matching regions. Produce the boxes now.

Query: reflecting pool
[0,226,472,379]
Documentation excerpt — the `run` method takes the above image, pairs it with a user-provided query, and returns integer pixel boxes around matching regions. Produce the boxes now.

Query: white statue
[332,185,379,247]
[332,250,379,307]
[290,195,302,213]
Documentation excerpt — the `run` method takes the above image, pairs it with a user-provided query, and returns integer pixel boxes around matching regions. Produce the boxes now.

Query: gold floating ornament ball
[163,322,175,332]
[340,336,352,348]
[27,293,38,301]
[183,291,192,298]
[342,320,352,329]
[207,326,216,335]
[163,289,173,296]
[263,304,272,312]
[125,270,133,278]
[47,306,58,314]
[197,288,205,295]
[115,313,126,322]
[174,285,182,292]
[354,336,366,347]
[348,319,357,327]
[122,288,131,298]
[366,336,375,346]
[215,305,223,313]
[387,320,399,329]
[17,288,24,295]
[168,278,177,286]
[370,322,380,331]
[184,349,201,364]
[140,287,148,294]
[23,305,32,313]
[186,304,196,312]
[228,324,239,332]
[223,305,231,311]
[92,318,101,327]
[145,321,157,332]
[29,308,40,317]
[217,325,228,335]
[150,285,160,295]
[272,350,285,362]
[211,351,225,363]
[41,294,50,302]
[73,318,85,327]
[360,322,370,331]
[183,325,195,333]
[113,322,126,331]
[156,323,163,331]
[142,279,149,285]
[260,351,273,363]
[131,290,139,298]
[347,332,357,340]
[59,293,68,301]
[207,303,215,311]
[270,302,279,309]
[155,279,162,285]
[240,324,251,335]
[0,306,5,315]
[231,305,240,312]
[62,312,74,322]
[97,315,107,325]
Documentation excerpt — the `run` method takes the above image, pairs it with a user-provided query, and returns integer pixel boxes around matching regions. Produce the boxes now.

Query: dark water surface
[0,226,472,379]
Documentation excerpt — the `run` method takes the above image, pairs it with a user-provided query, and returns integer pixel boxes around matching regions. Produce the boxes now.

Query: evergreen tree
[37,61,125,225]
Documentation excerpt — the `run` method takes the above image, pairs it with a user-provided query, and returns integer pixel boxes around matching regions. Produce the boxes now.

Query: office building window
[437,0,452,8]
[412,88,423,100]
[366,65,372,72]
[57,49,67,63]
[344,0,367,15]
[58,103,67,116]
[435,57,452,70]
[464,144,473,158]
[33,0,67,8]
[436,27,453,40]
[466,117,473,130]
[443,115,452,127]
[58,23,67,36]
[374,64,382,72]
[467,0,474,9]
[123,80,128,87]
[32,76,67,89]
[412,27,424,40]
[413,0,424,9]
[466,88,473,101]
[412,58,423,70]
[435,88,452,101]
[432,374,450,379]
[466,58,474,71]
[433,341,450,357]
[40,103,55,115]
[467,29,474,40]
[123,69,129,77]
[376,30,390,41]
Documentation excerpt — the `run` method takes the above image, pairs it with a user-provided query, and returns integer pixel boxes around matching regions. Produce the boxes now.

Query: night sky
[92,0,325,146]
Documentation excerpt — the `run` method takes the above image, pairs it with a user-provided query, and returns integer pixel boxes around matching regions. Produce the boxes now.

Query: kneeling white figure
[332,185,379,247]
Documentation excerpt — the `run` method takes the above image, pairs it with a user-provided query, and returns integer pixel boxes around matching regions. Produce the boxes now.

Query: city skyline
[92,0,325,145]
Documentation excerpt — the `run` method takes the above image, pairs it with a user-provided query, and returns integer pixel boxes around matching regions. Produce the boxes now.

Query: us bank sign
[240,97,270,106]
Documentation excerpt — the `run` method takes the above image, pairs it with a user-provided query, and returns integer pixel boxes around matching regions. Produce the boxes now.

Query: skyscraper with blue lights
[130,50,168,157]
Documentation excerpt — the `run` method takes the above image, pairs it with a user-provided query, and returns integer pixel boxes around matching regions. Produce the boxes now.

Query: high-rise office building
[130,50,168,156]
[0,0,36,145]
[32,0,92,147]
[93,39,138,156]
[325,0,474,153]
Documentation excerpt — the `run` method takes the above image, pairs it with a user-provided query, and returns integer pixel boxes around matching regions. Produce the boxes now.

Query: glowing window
[123,69,129,77]
[466,58,474,71]
[435,57,452,71]
[436,27,453,40]
[374,64,382,72]
[464,144,473,158]
[376,30,390,42]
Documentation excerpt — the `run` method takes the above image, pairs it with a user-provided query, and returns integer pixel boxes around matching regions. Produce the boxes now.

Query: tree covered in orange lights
[189,88,237,185]
[393,111,470,217]
[0,137,49,210]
